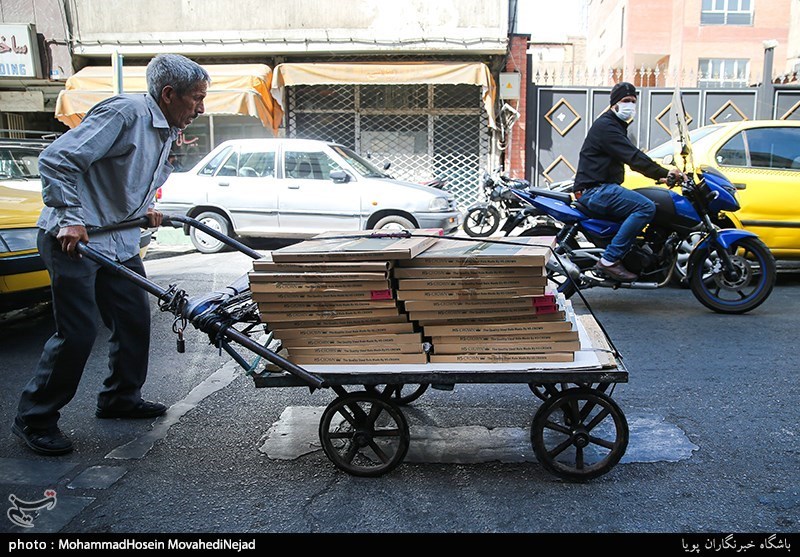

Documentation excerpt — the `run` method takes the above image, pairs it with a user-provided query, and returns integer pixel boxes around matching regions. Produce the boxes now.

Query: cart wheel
[366,384,429,405]
[530,387,628,481]
[318,392,410,477]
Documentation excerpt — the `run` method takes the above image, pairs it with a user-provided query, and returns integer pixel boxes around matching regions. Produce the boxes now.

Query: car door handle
[288,184,300,189]
[218,181,229,187]
[733,183,746,190]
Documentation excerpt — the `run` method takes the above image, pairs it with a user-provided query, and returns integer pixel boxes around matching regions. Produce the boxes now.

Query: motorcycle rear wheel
[463,205,502,237]
[688,236,776,314]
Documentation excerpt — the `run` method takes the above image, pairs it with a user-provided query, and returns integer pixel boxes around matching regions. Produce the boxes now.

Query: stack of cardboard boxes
[394,237,580,363]
[249,232,581,366]
[248,231,440,365]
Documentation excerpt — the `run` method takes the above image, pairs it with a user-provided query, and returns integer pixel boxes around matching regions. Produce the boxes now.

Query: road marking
[260,406,698,464]
[105,360,239,460]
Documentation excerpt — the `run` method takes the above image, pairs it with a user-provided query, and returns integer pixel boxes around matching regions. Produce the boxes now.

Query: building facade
[586,0,795,87]
[0,0,523,206]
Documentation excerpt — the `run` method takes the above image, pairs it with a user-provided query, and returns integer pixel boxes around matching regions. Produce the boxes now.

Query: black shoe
[96,400,168,420]
[12,418,74,456]
[594,261,637,282]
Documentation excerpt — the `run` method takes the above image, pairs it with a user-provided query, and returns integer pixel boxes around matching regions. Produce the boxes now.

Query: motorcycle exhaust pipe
[547,254,581,281]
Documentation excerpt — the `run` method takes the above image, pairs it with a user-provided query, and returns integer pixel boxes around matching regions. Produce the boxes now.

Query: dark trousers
[16,230,151,429]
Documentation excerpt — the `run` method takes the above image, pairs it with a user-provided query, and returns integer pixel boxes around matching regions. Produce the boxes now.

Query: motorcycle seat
[526,187,573,204]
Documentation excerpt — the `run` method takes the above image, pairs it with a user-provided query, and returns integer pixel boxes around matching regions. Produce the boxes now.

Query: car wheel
[373,215,415,231]
[190,211,232,254]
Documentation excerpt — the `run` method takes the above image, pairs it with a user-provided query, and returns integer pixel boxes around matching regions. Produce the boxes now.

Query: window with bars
[286,83,490,206]
[698,58,750,87]
[701,0,753,25]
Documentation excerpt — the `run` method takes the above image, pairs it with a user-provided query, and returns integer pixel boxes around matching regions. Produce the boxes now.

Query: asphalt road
[1,244,798,544]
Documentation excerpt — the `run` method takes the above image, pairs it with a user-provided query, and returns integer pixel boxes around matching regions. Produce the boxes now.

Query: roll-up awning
[269,61,498,128]
[55,64,280,133]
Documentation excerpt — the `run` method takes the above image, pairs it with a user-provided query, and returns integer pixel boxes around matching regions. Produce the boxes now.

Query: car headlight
[0,227,39,254]
[428,197,450,211]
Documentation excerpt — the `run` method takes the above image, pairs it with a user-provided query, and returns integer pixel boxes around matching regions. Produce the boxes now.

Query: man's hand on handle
[56,225,89,259]
[147,207,163,228]
[659,168,687,187]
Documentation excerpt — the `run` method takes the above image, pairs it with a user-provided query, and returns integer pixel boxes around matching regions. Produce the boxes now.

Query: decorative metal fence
[527,84,800,188]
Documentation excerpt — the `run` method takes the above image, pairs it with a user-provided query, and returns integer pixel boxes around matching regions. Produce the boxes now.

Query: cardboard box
[264,314,410,330]
[403,294,557,312]
[423,320,575,337]
[396,287,546,301]
[249,271,390,282]
[416,311,567,327]
[408,305,559,322]
[288,353,429,365]
[271,322,416,339]
[397,276,547,291]
[430,330,579,344]
[252,289,394,302]
[399,236,555,267]
[429,352,574,363]
[393,266,545,279]
[271,229,442,262]
[250,280,391,293]
[286,344,425,355]
[261,307,401,322]
[256,299,398,312]
[252,260,393,273]
[431,340,580,354]
[278,332,423,347]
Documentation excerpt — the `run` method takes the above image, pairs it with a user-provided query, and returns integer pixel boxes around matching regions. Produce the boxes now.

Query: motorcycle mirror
[383,162,391,170]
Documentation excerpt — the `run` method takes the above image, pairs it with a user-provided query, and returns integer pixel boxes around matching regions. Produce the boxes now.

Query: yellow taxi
[624,120,800,260]
[0,138,151,314]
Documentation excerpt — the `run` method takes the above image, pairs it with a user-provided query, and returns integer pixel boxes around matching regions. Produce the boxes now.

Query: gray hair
[146,54,210,100]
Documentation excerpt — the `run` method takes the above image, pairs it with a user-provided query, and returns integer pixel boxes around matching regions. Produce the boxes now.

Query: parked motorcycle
[463,170,535,237]
[508,90,776,315]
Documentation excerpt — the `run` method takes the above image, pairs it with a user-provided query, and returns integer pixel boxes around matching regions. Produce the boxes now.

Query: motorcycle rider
[573,81,685,282]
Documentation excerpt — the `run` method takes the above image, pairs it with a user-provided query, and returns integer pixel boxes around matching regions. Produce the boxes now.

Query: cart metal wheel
[530,387,628,481]
[366,383,429,405]
[318,392,410,477]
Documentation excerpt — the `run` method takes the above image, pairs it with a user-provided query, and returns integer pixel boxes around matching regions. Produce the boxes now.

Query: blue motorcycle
[509,166,776,314]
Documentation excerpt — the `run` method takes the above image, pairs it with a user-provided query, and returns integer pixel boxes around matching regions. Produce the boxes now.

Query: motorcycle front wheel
[463,205,502,237]
[688,236,776,314]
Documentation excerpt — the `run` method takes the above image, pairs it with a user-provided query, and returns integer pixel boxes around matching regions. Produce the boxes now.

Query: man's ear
[160,85,176,105]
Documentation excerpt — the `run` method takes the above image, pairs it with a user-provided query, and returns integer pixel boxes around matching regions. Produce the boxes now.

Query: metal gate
[528,85,800,188]
[286,83,490,207]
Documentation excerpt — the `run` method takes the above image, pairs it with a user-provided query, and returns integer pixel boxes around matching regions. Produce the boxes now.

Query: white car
[155,138,462,253]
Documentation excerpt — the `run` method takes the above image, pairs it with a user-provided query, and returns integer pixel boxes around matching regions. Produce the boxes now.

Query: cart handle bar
[86,215,264,260]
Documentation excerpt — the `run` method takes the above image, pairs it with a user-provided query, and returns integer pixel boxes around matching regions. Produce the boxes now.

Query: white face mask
[615,102,636,122]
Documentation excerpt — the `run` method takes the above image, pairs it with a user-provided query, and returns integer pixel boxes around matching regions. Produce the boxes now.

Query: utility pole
[758,40,777,120]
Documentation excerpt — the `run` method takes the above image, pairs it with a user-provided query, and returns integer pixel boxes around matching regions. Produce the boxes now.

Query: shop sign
[0,24,43,79]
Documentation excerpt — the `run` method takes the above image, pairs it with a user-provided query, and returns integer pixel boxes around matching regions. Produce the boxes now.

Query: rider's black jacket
[573,109,669,192]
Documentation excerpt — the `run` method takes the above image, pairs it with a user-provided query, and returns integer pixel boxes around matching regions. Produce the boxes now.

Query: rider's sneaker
[594,260,637,282]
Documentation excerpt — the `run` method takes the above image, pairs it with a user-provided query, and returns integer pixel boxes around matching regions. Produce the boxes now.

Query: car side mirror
[330,170,351,183]
[662,154,674,166]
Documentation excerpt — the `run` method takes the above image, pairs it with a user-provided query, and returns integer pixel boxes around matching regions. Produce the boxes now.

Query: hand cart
[79,216,630,482]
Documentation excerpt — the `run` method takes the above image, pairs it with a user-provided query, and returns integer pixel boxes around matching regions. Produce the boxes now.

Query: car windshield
[0,147,42,180]
[329,145,389,178]
[646,125,726,159]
